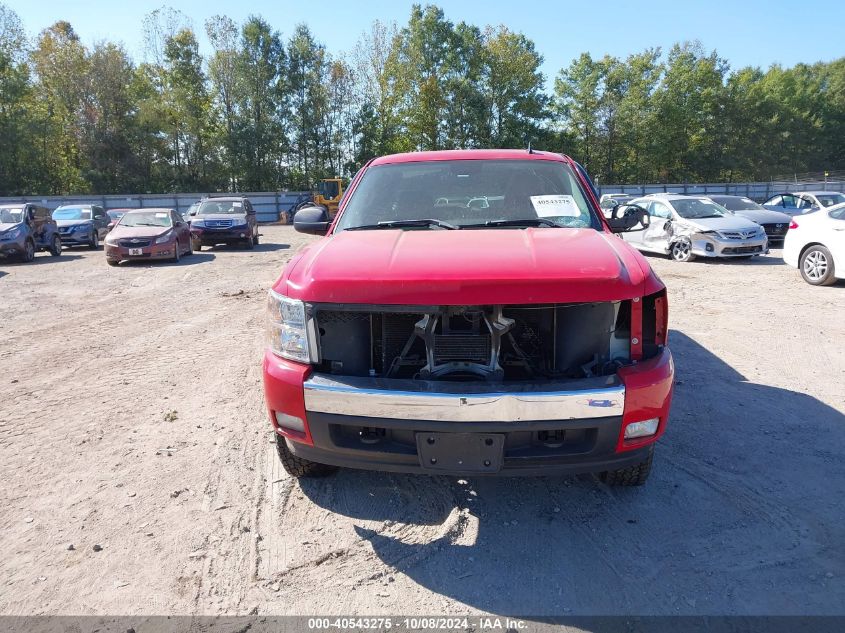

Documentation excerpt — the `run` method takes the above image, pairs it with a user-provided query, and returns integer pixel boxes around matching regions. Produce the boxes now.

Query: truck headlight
[624,418,659,439]
[155,231,173,244]
[1,227,22,240]
[267,290,312,363]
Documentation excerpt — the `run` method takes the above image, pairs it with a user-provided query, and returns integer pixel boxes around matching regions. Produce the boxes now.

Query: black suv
[188,196,259,250]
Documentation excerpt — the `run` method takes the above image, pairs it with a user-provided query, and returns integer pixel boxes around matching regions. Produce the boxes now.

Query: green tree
[31,21,89,193]
[161,28,214,190]
[79,42,142,192]
[481,26,547,148]
[0,3,37,194]
[235,15,285,190]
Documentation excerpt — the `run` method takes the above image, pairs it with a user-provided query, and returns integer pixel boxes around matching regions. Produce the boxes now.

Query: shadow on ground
[5,254,85,266]
[203,242,289,253]
[114,252,217,266]
[299,330,845,616]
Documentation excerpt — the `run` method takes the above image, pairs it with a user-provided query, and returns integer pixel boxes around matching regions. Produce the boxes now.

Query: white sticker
[155,212,168,218]
[530,195,581,218]
[233,202,242,208]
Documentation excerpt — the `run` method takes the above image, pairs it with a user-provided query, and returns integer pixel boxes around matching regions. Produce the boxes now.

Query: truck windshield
[0,207,24,223]
[335,159,601,231]
[53,208,92,220]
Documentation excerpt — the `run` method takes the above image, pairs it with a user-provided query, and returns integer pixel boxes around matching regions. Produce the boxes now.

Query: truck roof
[369,149,569,166]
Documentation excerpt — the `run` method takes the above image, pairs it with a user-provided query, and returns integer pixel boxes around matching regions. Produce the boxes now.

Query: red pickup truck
[263,150,673,485]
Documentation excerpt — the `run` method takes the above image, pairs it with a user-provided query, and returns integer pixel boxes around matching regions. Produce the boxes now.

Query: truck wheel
[89,230,100,249]
[245,234,255,249]
[192,238,202,252]
[800,245,837,286]
[22,239,36,263]
[600,446,653,486]
[50,235,62,256]
[670,239,694,262]
[275,435,337,478]
[254,232,260,246]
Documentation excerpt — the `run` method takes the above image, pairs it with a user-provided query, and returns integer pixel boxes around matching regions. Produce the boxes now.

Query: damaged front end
[311,296,666,383]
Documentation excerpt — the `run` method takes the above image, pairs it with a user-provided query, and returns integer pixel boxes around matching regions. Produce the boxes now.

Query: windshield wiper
[462,218,560,229]
[345,219,459,231]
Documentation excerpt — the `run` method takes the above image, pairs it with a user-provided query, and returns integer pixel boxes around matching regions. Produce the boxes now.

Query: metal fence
[3,180,844,219]
[596,180,845,201]
[0,191,313,224]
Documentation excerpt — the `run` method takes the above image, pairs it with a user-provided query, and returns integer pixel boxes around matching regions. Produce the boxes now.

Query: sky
[8,0,845,88]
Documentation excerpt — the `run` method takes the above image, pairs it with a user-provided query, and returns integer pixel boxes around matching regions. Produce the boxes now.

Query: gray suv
[0,203,63,262]
[52,204,110,248]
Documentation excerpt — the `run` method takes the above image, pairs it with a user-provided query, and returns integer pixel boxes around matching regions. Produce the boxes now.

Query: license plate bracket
[416,432,504,473]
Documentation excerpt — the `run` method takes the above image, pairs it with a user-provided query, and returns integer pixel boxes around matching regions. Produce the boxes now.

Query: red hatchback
[104,208,192,266]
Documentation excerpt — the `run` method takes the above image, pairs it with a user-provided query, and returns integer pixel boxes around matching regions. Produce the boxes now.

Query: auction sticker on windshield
[530,194,581,218]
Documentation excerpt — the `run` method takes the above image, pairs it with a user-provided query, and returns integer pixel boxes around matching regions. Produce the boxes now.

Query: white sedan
[783,203,845,285]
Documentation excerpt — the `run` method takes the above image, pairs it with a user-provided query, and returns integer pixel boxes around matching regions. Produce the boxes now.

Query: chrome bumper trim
[303,373,625,422]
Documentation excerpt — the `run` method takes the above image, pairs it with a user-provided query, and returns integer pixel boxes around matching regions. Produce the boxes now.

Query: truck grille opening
[313,302,633,382]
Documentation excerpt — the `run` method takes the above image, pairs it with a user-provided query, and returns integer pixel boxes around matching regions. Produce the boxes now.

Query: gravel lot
[1,225,843,617]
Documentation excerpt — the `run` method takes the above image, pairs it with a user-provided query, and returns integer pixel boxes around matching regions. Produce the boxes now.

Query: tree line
[1,3,843,196]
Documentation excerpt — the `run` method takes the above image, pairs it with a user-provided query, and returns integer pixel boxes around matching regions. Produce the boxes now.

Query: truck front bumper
[263,348,674,476]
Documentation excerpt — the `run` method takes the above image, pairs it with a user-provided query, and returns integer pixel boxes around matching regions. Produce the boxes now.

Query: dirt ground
[1,225,843,617]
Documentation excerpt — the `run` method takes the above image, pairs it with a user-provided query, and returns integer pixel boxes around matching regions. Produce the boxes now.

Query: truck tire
[89,230,100,250]
[601,446,653,486]
[275,435,337,478]
[50,235,62,256]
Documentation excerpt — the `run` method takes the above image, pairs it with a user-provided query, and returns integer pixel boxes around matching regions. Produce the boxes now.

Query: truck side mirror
[293,205,330,236]
[607,204,650,233]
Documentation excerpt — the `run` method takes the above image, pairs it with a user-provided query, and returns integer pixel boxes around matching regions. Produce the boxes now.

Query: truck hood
[279,228,657,305]
[0,222,22,233]
[682,215,760,232]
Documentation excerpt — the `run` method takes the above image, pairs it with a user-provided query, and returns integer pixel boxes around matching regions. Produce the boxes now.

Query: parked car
[103,208,192,266]
[106,209,131,231]
[783,202,845,286]
[621,195,768,262]
[706,195,792,245]
[763,191,845,216]
[599,193,635,216]
[264,149,673,486]
[188,196,259,250]
[52,204,110,248]
[0,203,62,262]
